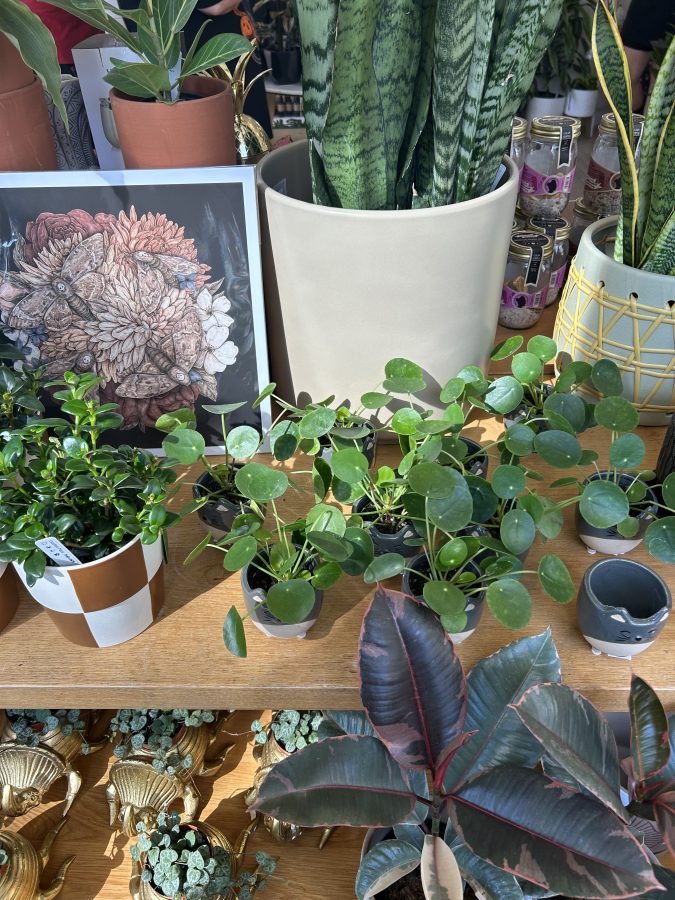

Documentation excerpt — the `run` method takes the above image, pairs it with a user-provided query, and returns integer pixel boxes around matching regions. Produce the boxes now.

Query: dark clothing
[621,0,675,51]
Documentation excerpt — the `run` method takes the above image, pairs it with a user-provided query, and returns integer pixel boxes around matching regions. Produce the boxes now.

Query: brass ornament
[107,713,235,837]
[0,817,74,900]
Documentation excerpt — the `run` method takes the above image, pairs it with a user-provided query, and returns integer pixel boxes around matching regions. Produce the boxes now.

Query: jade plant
[6,709,86,747]
[252,710,323,753]
[592,1,674,273]
[111,709,215,775]
[43,0,251,103]
[253,589,663,897]
[0,372,184,584]
[131,811,276,900]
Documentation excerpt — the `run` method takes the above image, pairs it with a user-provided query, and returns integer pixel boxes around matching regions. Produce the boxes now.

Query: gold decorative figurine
[210,45,273,163]
[0,818,74,900]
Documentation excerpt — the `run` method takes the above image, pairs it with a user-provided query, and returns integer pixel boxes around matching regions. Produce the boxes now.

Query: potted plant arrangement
[554,4,675,423]
[351,465,419,559]
[110,709,218,776]
[253,0,301,84]
[0,371,186,648]
[258,0,563,407]
[44,0,252,168]
[0,818,73,900]
[0,0,66,170]
[129,811,276,900]
[252,589,665,898]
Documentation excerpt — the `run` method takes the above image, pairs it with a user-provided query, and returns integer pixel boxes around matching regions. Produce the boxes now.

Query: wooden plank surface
[0,411,672,711]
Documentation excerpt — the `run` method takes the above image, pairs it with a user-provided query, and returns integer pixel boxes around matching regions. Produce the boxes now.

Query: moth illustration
[117,328,202,399]
[7,234,106,331]
[132,250,201,291]
[46,349,96,378]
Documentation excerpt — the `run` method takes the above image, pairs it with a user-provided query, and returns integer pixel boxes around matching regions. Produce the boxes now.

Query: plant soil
[360,500,409,535]
[378,870,479,899]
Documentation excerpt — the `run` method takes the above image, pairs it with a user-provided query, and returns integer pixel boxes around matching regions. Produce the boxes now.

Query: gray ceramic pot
[319,425,376,466]
[352,496,419,558]
[193,469,256,538]
[575,472,657,555]
[401,553,485,644]
[577,558,671,659]
[241,561,323,640]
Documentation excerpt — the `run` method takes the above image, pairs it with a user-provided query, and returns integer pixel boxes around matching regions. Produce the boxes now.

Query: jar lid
[573,197,597,222]
[531,115,582,139]
[510,230,553,260]
[511,116,527,140]
[599,111,646,135]
[528,214,571,241]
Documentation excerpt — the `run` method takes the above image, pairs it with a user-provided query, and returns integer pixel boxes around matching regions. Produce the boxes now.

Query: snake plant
[296,0,563,210]
[592,0,675,273]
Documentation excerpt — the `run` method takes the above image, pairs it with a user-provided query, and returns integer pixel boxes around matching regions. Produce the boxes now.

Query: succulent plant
[252,711,323,753]
[6,709,86,747]
[110,710,215,775]
[0,347,44,435]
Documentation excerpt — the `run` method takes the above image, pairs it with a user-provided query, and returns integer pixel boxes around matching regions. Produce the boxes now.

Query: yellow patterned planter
[0,818,73,900]
[554,217,675,425]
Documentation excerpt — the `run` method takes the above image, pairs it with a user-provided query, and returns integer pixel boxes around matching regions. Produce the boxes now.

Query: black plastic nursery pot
[575,472,657,556]
[240,557,323,640]
[270,48,302,84]
[319,424,376,466]
[401,553,485,644]
[193,469,257,536]
[352,495,419,558]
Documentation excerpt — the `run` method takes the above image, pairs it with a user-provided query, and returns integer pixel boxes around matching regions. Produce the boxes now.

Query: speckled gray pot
[575,472,657,555]
[577,558,671,659]
[401,554,485,644]
[241,562,323,640]
[352,496,419,558]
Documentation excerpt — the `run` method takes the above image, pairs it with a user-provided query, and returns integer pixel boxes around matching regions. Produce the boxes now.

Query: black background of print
[0,181,266,449]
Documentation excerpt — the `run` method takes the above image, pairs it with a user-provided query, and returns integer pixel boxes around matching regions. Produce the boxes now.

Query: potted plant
[258,0,563,408]
[0,372,185,648]
[44,0,251,168]
[110,709,217,776]
[554,4,675,423]
[129,811,276,900]
[2,708,87,748]
[0,819,73,900]
[252,589,662,898]
[564,0,599,116]
[351,465,419,558]
[0,0,66,170]
[253,0,301,84]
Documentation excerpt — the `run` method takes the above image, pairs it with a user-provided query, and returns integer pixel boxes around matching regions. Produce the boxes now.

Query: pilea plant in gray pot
[252,589,664,898]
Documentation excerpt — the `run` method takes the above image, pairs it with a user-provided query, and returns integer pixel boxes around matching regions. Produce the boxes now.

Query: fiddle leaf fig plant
[252,590,661,898]
[111,709,215,775]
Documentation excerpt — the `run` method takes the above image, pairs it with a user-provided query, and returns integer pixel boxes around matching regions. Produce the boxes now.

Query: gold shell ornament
[0,818,74,900]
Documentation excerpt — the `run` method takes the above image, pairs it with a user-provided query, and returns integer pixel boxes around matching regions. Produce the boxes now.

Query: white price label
[35,537,82,567]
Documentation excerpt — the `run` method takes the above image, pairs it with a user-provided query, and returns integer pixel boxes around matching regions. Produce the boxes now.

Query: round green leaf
[298,407,337,439]
[533,430,582,468]
[485,376,524,414]
[306,531,351,561]
[555,360,593,393]
[383,358,426,393]
[364,553,406,584]
[543,393,587,432]
[427,492,473,532]
[591,358,624,397]
[407,462,463,499]
[223,535,258,572]
[440,377,466,403]
[663,473,675,511]
[391,408,423,435]
[270,420,300,461]
[517,492,544,522]
[626,479,648,503]
[457,366,489,395]
[340,527,375,576]
[306,503,346,536]
[312,457,332,501]
[511,352,544,384]
[537,554,575,604]
[440,610,469,634]
[266,579,316,623]
[644,517,675,563]
[503,424,535,457]
[423,581,467,616]
[500,508,536,556]
[330,448,369,485]
[235,462,288,503]
[311,561,342,590]
[617,517,640,538]
[491,335,524,360]
[579,480,630,529]
[609,433,646,469]
[486,579,532,629]
[155,409,197,432]
[491,465,526,500]
[594,396,639,433]
[527,335,557,362]
[361,391,392,409]
[437,538,468,570]
[223,606,246,657]
[226,425,260,459]
[465,475,498,523]
[162,429,205,464]
[415,419,453,436]
[579,449,599,466]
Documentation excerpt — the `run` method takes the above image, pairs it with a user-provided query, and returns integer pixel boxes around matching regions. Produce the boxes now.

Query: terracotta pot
[110,76,236,169]
[0,77,57,172]
[0,563,19,634]
[0,34,34,93]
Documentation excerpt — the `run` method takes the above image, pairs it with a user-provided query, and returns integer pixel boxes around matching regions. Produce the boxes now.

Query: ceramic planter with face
[12,534,165,648]
[352,495,418,558]
[241,562,323,640]
[576,473,657,555]
[577,558,671,658]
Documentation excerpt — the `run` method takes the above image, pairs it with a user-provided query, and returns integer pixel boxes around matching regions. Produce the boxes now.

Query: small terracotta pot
[0,77,57,172]
[0,564,19,634]
[110,76,236,169]
[0,34,34,93]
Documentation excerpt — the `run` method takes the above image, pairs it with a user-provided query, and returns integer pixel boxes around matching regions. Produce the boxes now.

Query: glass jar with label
[499,231,553,330]
[569,197,598,256]
[528,215,570,305]
[509,116,528,181]
[519,116,582,217]
[583,112,645,216]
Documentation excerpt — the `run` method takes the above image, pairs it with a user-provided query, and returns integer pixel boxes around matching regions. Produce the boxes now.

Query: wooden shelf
[0,413,672,711]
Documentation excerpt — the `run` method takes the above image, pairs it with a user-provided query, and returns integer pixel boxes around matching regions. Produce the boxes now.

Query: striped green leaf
[592,0,639,266]
[637,36,675,257]
[642,209,675,274]
[641,103,675,264]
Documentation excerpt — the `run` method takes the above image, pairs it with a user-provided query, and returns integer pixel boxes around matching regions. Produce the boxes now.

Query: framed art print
[0,167,271,451]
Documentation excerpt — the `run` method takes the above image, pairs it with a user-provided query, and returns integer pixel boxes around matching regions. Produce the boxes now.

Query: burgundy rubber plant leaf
[629,674,671,789]
[359,588,468,775]
[653,791,675,856]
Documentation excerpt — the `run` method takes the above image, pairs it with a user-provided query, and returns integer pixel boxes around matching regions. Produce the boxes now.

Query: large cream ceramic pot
[257,141,519,409]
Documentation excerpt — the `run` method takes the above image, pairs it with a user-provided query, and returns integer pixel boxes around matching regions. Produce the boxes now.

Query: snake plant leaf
[450,766,661,897]
[637,34,675,257]
[251,734,417,826]
[360,588,468,773]
[592,0,639,266]
[629,674,671,784]
[356,840,421,900]
[443,629,561,790]
[420,835,463,899]
[642,103,675,260]
[641,208,675,273]
[444,826,525,899]
[514,682,627,820]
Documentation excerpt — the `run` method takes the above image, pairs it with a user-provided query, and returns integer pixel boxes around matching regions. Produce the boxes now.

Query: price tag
[35,537,82,566]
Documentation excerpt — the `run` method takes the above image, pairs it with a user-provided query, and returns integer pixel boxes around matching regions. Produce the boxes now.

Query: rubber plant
[253,589,663,898]
[592,0,675,273]
[296,0,563,209]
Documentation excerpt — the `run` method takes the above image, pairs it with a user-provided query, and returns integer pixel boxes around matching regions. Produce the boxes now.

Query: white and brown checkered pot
[0,563,19,634]
[12,535,165,648]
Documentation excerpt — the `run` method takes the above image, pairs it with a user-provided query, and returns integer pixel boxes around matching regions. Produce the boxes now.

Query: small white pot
[525,95,566,120]
[565,88,599,118]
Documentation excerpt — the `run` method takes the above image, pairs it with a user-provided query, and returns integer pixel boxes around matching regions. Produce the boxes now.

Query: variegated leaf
[421,835,463,900]
[642,207,675,273]
[641,102,675,261]
[654,792,675,856]
[445,825,524,899]
[356,839,421,899]
[629,674,671,785]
